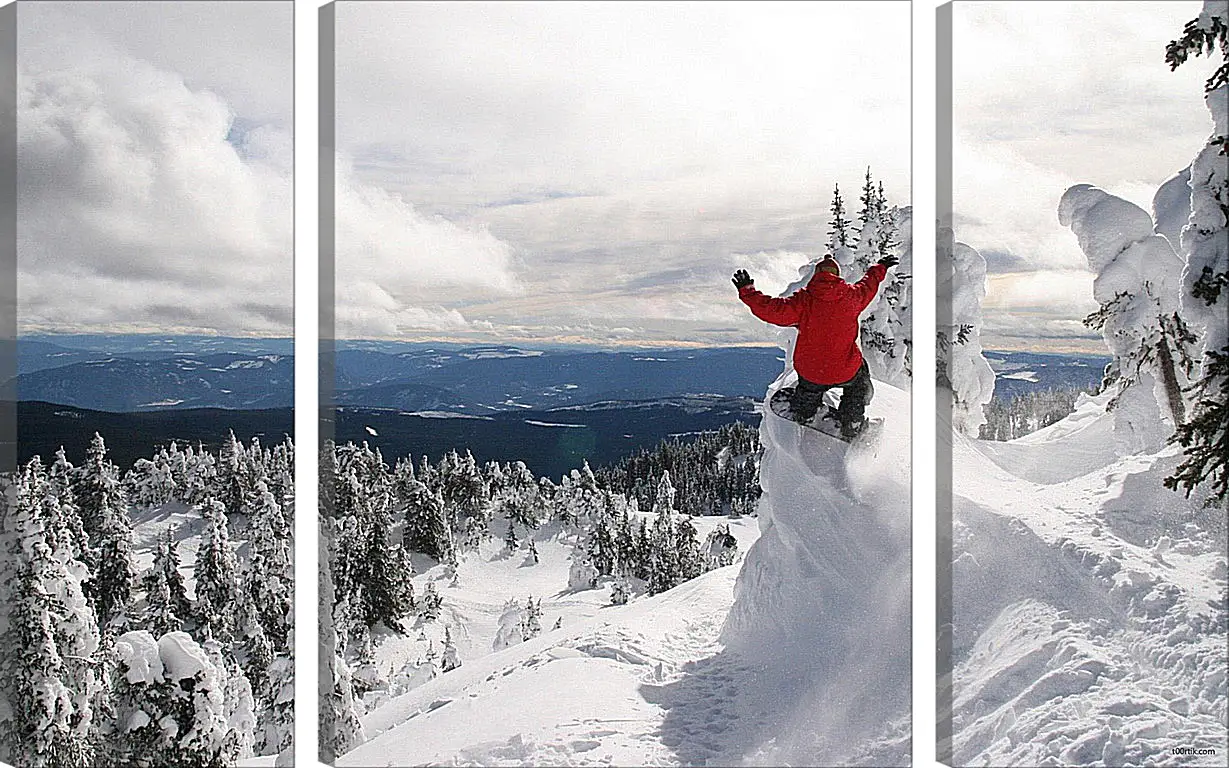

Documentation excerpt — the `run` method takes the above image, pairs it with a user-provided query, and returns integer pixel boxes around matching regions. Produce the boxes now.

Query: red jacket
[739,264,887,385]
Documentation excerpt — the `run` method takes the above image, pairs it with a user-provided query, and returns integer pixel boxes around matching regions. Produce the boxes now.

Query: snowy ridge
[950,397,1228,765]
[721,375,912,765]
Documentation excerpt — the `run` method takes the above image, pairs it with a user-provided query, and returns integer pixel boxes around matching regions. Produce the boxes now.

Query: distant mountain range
[9,336,1112,476]
[9,336,779,476]
[985,350,1110,402]
[11,336,784,414]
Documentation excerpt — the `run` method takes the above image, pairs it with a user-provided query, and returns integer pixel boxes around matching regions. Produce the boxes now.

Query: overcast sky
[334,1,911,347]
[952,1,1215,354]
[17,1,293,337]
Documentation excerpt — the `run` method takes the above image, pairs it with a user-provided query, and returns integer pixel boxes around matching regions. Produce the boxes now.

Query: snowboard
[768,386,883,444]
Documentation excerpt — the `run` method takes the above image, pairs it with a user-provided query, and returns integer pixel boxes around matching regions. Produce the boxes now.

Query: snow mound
[949,398,1228,766]
[721,377,912,765]
[1153,166,1192,251]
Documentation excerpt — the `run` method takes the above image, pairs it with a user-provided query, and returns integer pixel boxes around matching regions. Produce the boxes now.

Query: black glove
[732,269,753,289]
[877,254,900,269]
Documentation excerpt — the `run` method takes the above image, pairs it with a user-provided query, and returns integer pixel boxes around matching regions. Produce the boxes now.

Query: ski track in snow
[950,391,1228,766]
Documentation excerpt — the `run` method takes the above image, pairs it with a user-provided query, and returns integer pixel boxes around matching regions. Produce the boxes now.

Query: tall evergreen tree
[193,499,238,642]
[356,498,415,632]
[73,434,137,629]
[0,461,101,768]
[827,183,852,254]
[400,479,454,564]
[141,545,184,637]
[245,483,292,649]
[319,553,366,763]
[47,449,91,565]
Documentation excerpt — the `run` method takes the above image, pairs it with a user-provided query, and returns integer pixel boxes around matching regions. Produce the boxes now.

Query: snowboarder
[733,253,899,438]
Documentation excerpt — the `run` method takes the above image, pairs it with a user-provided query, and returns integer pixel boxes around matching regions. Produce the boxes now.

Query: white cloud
[333,157,522,339]
[984,271,1099,314]
[16,3,292,337]
[335,279,471,340]
[952,1,1212,351]
[333,1,911,345]
[335,158,520,296]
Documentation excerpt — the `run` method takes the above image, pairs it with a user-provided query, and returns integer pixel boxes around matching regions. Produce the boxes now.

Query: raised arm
[735,271,806,327]
[848,261,889,311]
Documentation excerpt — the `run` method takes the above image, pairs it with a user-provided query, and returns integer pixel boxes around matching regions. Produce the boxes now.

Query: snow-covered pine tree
[438,450,488,548]
[267,437,295,520]
[504,519,519,554]
[1059,184,1197,453]
[610,578,630,605]
[441,626,461,673]
[496,460,541,529]
[703,523,739,569]
[125,455,176,510]
[193,498,239,642]
[181,445,217,508]
[830,169,913,389]
[110,630,230,768]
[259,637,294,757]
[158,527,192,630]
[204,639,257,764]
[585,516,617,577]
[937,229,997,437]
[827,183,853,255]
[559,461,605,528]
[246,483,292,649]
[2,556,90,767]
[647,496,679,595]
[1164,1,1229,502]
[419,582,442,622]
[318,541,366,763]
[234,577,275,716]
[490,598,541,651]
[356,491,415,632]
[73,434,137,630]
[141,541,183,637]
[675,515,704,582]
[852,167,883,277]
[523,597,542,639]
[214,430,250,519]
[0,460,101,768]
[567,546,601,591]
[400,478,454,564]
[47,449,91,565]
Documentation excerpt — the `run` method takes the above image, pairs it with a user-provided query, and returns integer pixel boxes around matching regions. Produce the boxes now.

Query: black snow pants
[790,361,874,433]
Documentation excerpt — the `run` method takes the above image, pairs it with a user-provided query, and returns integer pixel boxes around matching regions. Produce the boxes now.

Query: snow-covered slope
[949,397,1228,766]
[337,374,912,766]
[336,517,761,767]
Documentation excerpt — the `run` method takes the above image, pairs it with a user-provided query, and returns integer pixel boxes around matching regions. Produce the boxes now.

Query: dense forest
[0,433,294,768]
[318,423,762,758]
[979,386,1098,441]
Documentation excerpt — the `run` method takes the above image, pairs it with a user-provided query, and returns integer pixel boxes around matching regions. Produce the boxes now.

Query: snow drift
[947,392,1227,766]
[720,372,912,765]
